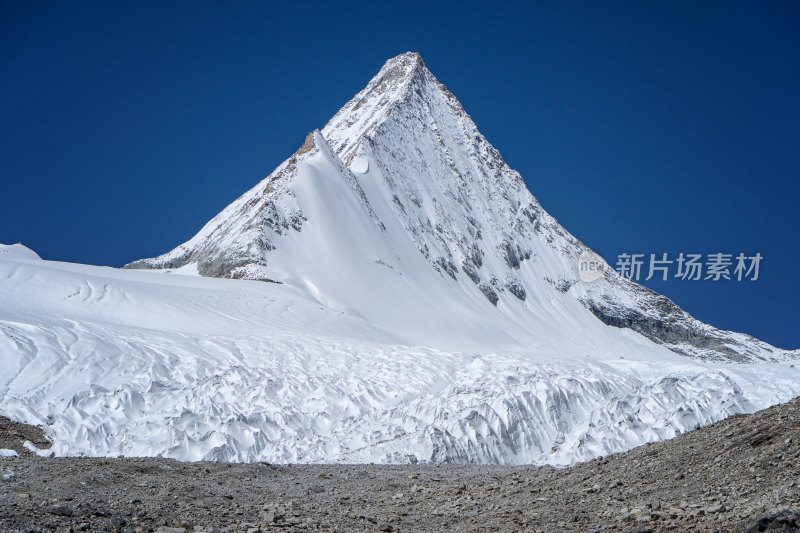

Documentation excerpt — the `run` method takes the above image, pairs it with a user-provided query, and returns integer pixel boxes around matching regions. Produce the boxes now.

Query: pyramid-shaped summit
[125,51,546,286]
[126,52,794,363]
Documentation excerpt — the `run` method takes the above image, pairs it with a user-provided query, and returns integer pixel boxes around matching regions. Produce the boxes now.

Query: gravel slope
[2,398,800,532]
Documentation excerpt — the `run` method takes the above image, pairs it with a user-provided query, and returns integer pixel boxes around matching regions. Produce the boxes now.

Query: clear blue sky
[1,1,798,349]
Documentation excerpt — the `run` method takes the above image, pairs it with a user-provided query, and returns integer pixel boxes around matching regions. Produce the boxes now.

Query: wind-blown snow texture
[2,53,798,465]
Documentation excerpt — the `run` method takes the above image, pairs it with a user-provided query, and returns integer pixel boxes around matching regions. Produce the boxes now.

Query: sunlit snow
[1,53,797,465]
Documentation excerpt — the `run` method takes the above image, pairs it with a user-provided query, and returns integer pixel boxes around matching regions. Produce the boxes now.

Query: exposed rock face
[124,133,315,281]
[0,415,51,457]
[582,278,786,362]
[124,52,796,363]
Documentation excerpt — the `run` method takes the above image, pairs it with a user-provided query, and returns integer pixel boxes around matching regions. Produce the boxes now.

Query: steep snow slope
[126,53,794,362]
[2,246,799,464]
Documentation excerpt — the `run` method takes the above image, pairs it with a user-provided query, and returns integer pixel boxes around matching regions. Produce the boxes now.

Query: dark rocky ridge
[2,398,799,532]
[587,296,744,362]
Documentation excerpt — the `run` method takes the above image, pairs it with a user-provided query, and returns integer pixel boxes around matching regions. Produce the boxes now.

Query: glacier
[1,52,798,465]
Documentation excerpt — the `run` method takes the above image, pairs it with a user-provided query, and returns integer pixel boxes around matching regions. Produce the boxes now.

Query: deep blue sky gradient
[1,1,798,348]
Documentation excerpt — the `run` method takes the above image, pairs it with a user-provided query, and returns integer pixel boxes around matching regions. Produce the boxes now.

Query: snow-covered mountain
[127,52,790,363]
[1,53,797,465]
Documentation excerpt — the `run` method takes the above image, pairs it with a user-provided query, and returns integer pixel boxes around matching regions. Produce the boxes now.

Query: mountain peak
[12,53,797,469]
[123,54,794,365]
[321,52,437,162]
[381,51,424,71]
